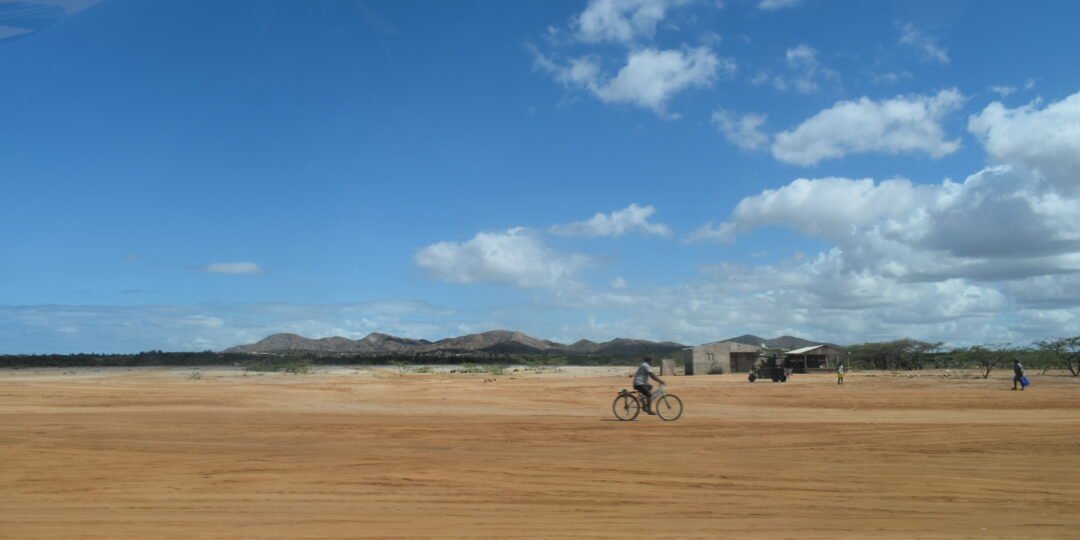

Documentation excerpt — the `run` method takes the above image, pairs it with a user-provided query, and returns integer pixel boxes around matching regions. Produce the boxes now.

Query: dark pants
[634,383,653,409]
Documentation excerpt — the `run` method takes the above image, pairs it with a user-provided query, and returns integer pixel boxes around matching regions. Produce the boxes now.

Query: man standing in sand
[837,362,845,385]
[634,357,666,415]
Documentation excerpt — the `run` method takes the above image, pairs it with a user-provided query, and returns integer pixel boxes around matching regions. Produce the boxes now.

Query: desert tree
[901,339,944,370]
[958,344,1013,379]
[1035,337,1080,376]
[389,359,408,376]
[847,339,945,370]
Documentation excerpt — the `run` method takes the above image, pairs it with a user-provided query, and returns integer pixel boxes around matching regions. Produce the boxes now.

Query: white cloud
[597,47,729,116]
[758,0,803,10]
[414,227,589,289]
[551,203,672,237]
[712,109,769,150]
[695,164,1080,283]
[205,262,262,274]
[765,44,840,94]
[968,90,1080,194]
[686,221,737,243]
[710,176,937,241]
[899,23,949,64]
[545,251,1023,347]
[771,89,966,166]
[574,0,687,44]
[535,1,733,117]
[538,46,730,117]
[666,125,1080,346]
[611,276,628,289]
[990,85,1016,97]
[785,43,817,67]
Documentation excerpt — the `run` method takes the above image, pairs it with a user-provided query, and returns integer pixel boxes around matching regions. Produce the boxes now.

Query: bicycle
[612,385,683,421]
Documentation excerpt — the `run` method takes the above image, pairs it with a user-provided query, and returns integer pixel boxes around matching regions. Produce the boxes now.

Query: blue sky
[4,0,1080,353]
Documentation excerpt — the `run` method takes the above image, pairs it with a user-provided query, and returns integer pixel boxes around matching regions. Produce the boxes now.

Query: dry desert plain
[2,366,1079,539]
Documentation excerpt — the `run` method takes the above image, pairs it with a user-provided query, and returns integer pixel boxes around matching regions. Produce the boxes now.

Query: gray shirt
[634,362,652,386]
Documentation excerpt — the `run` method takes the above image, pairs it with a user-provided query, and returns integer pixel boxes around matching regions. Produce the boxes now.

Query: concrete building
[683,341,762,375]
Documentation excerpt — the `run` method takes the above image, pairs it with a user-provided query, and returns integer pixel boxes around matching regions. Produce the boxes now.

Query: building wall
[685,341,761,375]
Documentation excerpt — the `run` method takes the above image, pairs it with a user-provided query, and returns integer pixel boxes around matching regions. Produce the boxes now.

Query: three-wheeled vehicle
[748,353,792,383]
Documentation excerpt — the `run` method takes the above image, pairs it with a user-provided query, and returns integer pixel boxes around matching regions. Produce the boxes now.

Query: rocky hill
[226,330,685,357]
[723,334,824,350]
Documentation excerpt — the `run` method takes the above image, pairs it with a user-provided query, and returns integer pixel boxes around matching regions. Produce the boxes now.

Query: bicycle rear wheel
[612,394,641,421]
[654,394,683,421]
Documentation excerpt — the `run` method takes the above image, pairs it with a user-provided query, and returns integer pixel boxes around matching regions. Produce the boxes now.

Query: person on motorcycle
[634,357,666,414]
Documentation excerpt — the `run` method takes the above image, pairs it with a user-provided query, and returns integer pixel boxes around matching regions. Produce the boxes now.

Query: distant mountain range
[722,334,827,350]
[225,330,687,357]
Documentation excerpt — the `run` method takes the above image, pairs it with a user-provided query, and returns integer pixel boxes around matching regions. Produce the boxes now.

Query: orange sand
[2,367,1078,538]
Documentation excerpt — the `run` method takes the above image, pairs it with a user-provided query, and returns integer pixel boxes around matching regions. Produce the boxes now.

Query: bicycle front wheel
[654,394,683,421]
[612,394,640,421]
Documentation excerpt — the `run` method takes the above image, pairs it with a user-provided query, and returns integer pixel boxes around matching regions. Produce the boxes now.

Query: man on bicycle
[634,356,666,414]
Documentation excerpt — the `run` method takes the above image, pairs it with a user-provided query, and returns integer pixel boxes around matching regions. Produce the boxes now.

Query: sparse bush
[389,359,408,376]
[284,361,311,374]
[455,363,505,375]
[412,366,433,374]
[244,358,312,374]
[707,362,724,375]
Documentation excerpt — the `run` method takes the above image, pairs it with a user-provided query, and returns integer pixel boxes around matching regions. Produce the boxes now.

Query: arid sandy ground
[2,366,1078,539]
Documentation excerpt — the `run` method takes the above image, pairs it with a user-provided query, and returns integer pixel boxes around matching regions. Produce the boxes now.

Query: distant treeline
[845,337,1080,377]
[0,350,642,369]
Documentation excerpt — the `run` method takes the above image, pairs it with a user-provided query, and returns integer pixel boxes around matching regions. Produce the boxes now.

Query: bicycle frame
[624,385,665,402]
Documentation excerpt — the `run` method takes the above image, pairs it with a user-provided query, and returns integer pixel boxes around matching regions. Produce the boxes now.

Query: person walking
[1012,358,1026,391]
[837,362,845,385]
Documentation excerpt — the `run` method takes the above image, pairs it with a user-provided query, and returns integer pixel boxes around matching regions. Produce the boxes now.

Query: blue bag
[1020,376,1030,387]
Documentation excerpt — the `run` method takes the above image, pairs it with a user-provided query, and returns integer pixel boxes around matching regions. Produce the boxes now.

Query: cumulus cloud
[712,109,770,150]
[537,46,730,117]
[551,203,672,237]
[771,89,966,165]
[414,227,590,289]
[205,262,262,274]
[574,0,688,44]
[685,86,1080,343]
[697,164,1080,280]
[534,0,734,117]
[899,23,949,64]
[712,176,937,240]
[968,90,1080,194]
[544,250,1025,347]
[597,47,727,115]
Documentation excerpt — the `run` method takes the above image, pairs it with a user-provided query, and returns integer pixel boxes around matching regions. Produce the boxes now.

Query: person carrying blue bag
[1012,358,1029,391]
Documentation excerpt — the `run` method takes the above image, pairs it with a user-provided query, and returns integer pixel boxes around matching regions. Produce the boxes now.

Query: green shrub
[244,358,312,374]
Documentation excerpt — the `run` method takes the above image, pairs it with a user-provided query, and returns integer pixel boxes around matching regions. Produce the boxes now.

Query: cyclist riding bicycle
[633,356,666,415]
